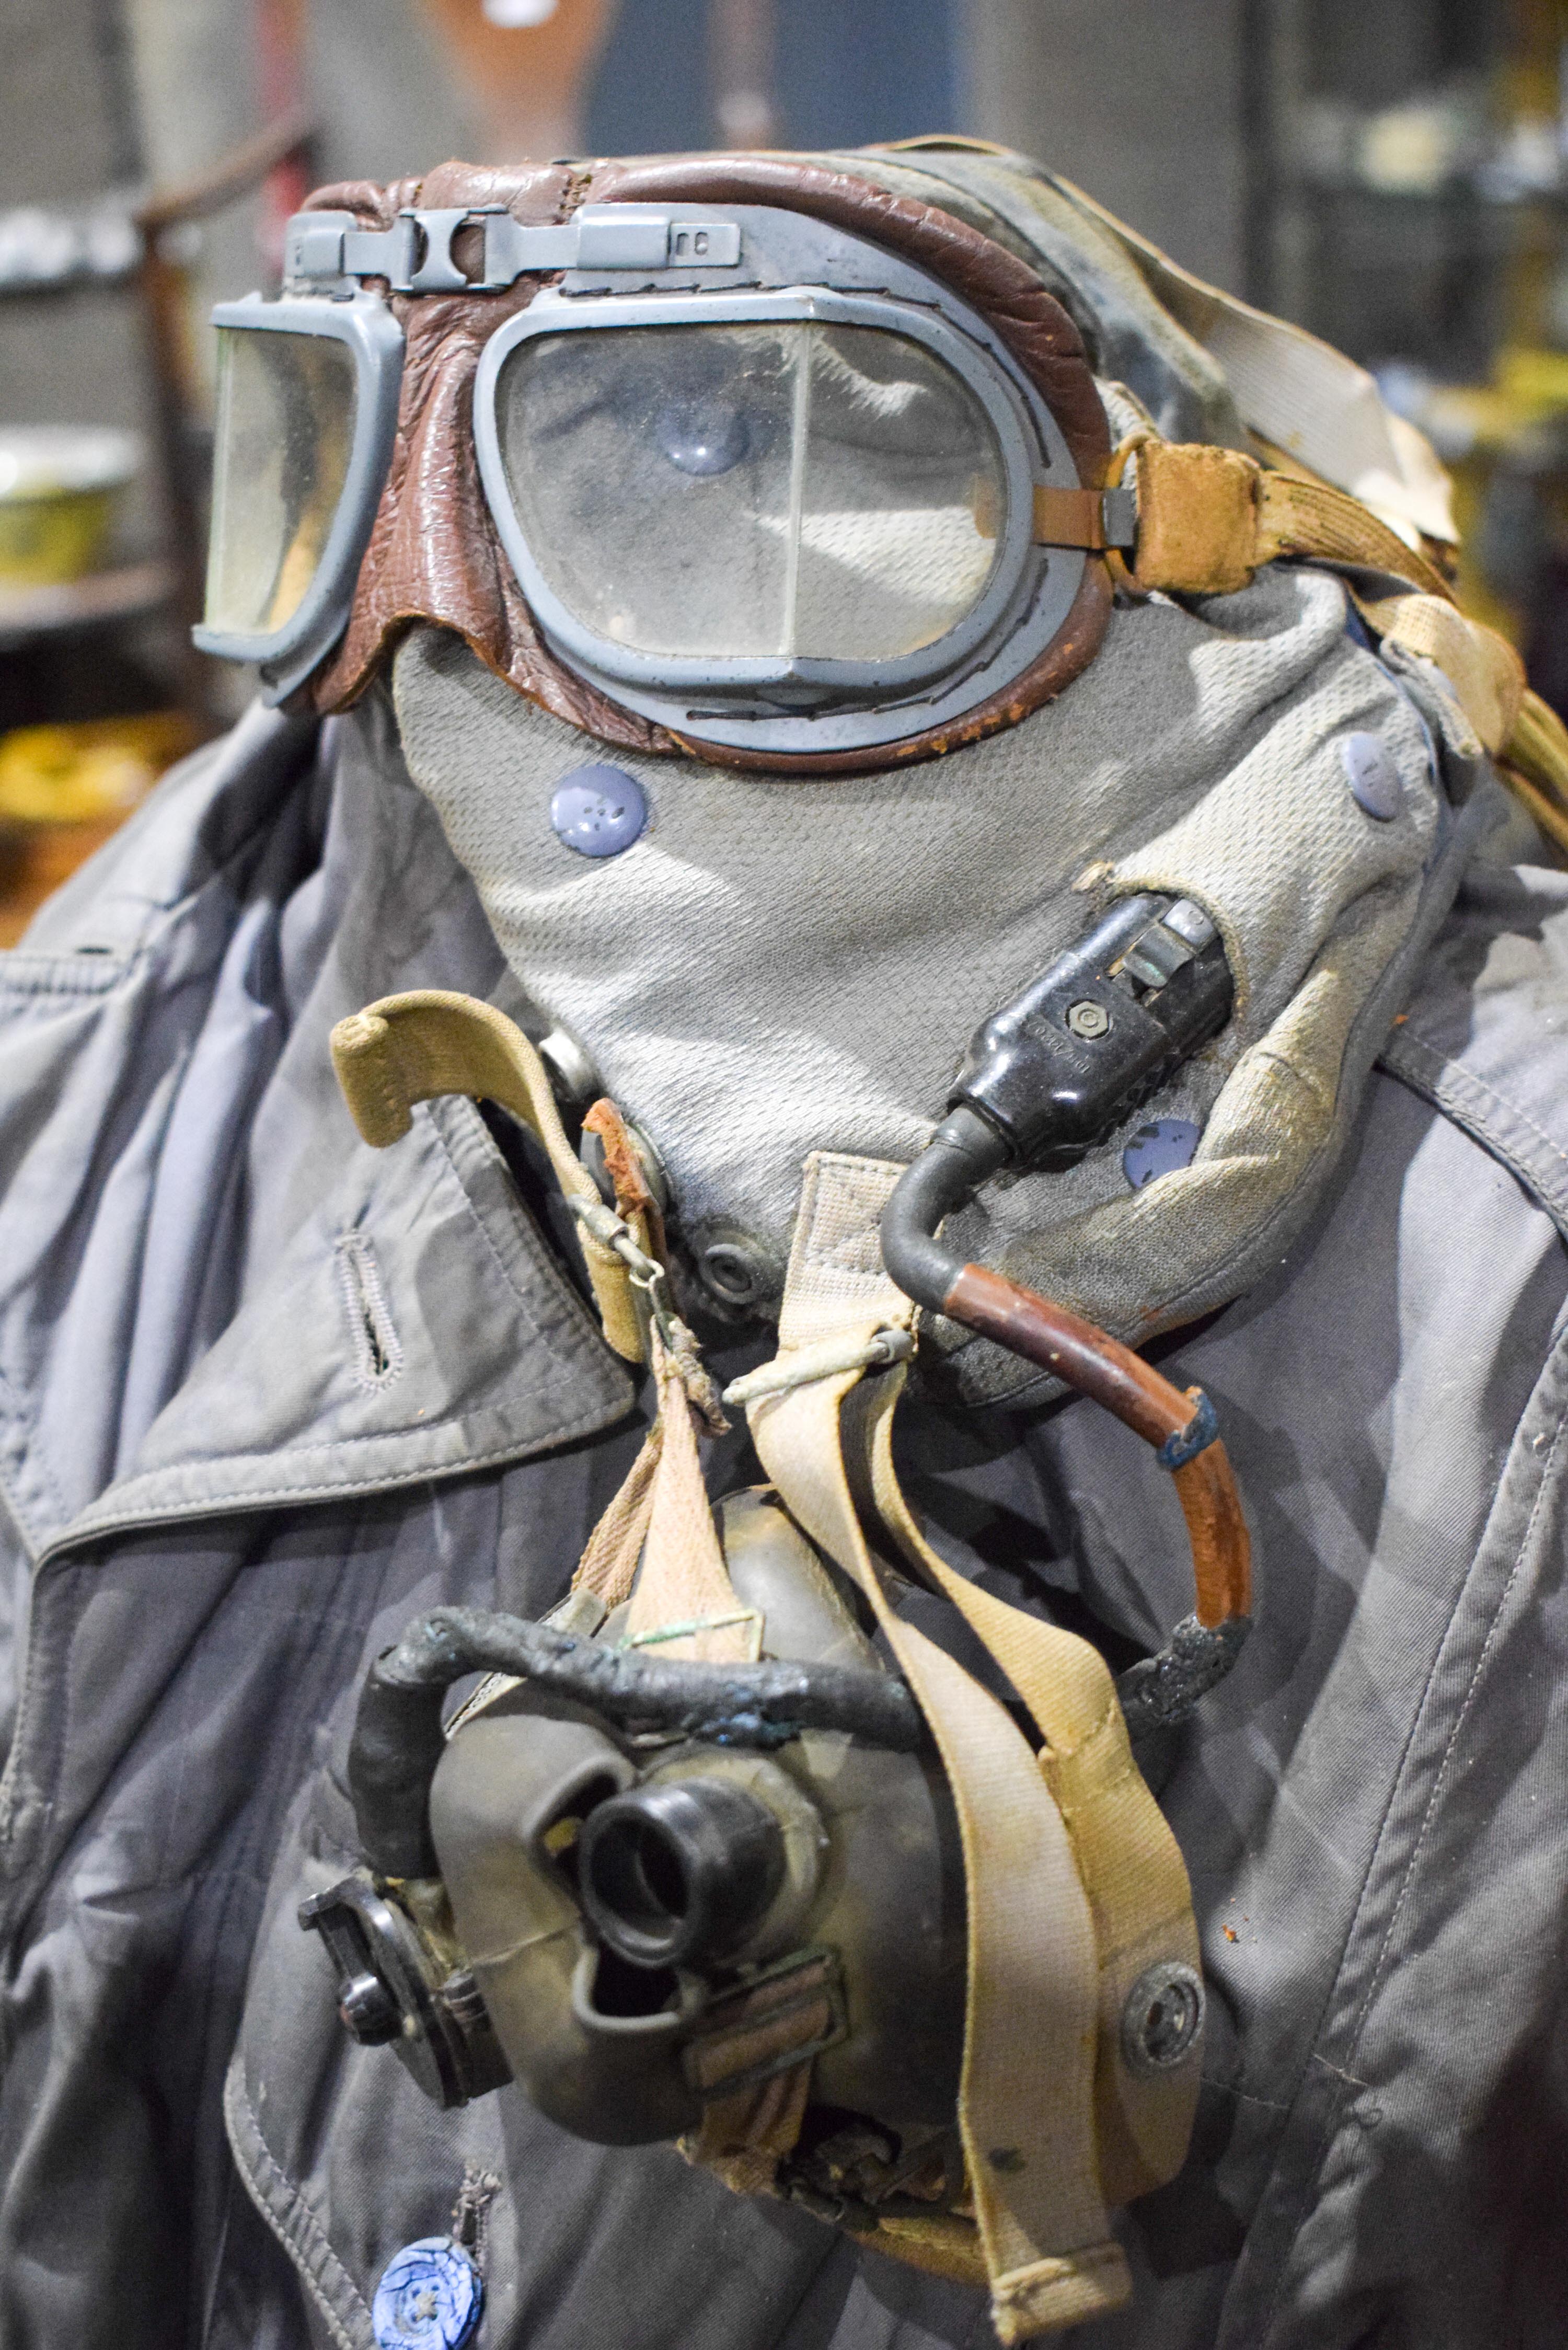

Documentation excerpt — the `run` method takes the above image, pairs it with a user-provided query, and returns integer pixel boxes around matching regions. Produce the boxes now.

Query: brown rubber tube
[944,1262,1252,1629]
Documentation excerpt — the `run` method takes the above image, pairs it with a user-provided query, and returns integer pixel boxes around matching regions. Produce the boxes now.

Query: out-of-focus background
[1,0,1564,934]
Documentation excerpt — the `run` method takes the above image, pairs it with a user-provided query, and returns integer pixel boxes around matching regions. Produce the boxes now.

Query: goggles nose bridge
[287,207,492,296]
[397,207,485,296]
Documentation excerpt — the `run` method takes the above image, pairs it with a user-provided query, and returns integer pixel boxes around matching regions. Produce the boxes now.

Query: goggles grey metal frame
[194,202,1097,750]
[191,291,403,697]
[470,284,1058,753]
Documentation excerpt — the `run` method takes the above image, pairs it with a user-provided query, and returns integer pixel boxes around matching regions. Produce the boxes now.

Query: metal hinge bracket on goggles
[283,204,745,296]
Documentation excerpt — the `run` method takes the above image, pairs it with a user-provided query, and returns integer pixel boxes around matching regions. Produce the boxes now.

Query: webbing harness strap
[329,989,648,1362]
[747,1153,1203,2343]
[1031,434,1568,834]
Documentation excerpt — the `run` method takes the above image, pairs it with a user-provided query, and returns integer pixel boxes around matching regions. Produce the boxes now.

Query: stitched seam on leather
[223,2057,369,2350]
[1248,1364,1568,2347]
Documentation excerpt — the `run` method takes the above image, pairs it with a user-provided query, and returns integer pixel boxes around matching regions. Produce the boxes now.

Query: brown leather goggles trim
[301,152,1113,774]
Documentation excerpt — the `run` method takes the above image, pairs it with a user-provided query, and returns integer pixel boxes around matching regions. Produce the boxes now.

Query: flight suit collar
[44,1088,633,1561]
[0,693,633,1568]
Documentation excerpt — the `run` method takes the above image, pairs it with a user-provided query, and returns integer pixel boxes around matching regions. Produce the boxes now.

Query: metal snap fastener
[1066,998,1112,1039]
[337,1969,400,2045]
[1340,731,1403,821]
[537,1024,599,1101]
[1120,1959,1205,2076]
[549,765,649,858]
[698,1235,774,1309]
[372,2237,483,2350]
[1123,1116,1203,1191]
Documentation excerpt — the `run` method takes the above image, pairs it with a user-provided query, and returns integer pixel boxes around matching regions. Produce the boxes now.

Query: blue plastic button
[1340,731,1403,821]
[1123,1117,1203,1191]
[549,765,648,857]
[372,2238,483,2350]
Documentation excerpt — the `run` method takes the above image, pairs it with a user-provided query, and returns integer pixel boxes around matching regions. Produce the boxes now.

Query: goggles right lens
[493,319,1007,667]
[204,327,358,638]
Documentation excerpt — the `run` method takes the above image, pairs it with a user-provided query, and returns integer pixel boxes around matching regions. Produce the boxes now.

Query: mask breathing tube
[347,1603,927,1883]
[881,893,1253,1732]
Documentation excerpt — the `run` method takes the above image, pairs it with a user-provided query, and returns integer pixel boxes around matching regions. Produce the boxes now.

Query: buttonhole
[335,1231,404,1392]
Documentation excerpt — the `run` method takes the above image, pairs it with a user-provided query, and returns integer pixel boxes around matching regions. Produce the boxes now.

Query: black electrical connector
[953,892,1233,1170]
[878,894,1250,1748]
[883,894,1233,1316]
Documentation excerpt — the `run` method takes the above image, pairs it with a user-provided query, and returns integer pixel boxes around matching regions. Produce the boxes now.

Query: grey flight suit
[0,686,1564,2350]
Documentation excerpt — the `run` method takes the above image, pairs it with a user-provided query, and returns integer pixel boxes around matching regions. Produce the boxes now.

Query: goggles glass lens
[495,321,1007,664]
[204,327,358,638]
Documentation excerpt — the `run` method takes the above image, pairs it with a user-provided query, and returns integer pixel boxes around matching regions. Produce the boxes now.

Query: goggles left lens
[204,327,358,638]
[194,292,402,701]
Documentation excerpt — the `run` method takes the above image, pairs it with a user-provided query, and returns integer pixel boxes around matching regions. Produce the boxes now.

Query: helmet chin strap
[744,1147,1206,2340]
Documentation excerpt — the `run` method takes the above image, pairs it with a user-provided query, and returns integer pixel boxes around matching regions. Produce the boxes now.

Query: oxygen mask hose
[347,1604,926,1883]
[881,894,1252,1735]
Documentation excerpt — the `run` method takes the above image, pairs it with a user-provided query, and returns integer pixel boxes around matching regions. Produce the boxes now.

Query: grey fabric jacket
[0,686,1564,2350]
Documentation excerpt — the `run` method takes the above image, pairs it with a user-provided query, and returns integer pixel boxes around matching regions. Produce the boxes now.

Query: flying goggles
[194,186,1127,759]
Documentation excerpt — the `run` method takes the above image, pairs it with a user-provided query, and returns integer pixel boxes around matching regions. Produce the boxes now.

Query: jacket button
[550,765,649,857]
[1340,731,1403,820]
[372,2238,483,2349]
[1123,1116,1202,1189]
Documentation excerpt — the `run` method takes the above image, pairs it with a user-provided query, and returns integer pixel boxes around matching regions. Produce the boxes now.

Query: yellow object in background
[0,711,198,825]
[0,428,142,586]
[1496,345,1568,413]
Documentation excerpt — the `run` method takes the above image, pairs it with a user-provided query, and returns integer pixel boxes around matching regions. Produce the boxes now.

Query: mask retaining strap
[329,989,648,1363]
[746,1151,1204,2342]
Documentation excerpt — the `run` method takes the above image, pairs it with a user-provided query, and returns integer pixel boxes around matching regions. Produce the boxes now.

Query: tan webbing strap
[570,1425,662,1613]
[1498,690,1568,858]
[1343,589,1568,845]
[1350,588,1525,754]
[329,989,645,1362]
[854,1377,1201,2206]
[566,1321,756,1663]
[623,1324,759,1663]
[748,1154,1134,2342]
[1252,466,1454,598]
[1098,440,1456,603]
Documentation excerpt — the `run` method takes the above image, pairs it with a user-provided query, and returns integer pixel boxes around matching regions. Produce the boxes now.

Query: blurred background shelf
[1247,0,1568,707]
[0,558,174,651]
